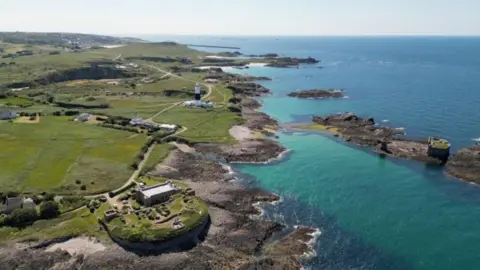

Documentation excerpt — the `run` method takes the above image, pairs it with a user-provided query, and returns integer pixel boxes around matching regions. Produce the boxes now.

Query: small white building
[204,79,219,83]
[184,100,213,108]
[0,110,17,120]
[22,198,36,210]
[75,113,90,122]
[159,124,177,131]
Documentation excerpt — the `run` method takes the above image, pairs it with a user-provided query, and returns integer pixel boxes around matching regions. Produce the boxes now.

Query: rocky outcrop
[228,82,271,96]
[195,139,285,163]
[204,73,271,83]
[216,51,243,57]
[288,89,344,99]
[312,113,446,164]
[446,145,480,183]
[266,57,320,68]
[264,226,317,258]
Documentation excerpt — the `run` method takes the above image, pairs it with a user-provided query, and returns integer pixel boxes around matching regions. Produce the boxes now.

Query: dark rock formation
[446,145,480,183]
[204,73,271,83]
[195,139,285,163]
[312,113,446,164]
[202,58,236,64]
[288,89,344,99]
[245,53,279,58]
[264,226,317,258]
[216,51,243,57]
[266,57,320,68]
[228,82,271,96]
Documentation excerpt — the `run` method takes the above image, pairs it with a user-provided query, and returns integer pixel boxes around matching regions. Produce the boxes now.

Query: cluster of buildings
[0,197,36,213]
[129,117,177,131]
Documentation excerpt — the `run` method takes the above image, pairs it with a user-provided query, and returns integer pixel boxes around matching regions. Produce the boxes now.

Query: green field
[0,116,146,195]
[155,106,243,143]
[141,143,174,174]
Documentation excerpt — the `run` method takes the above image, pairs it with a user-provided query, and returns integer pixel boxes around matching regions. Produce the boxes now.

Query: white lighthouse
[194,83,201,101]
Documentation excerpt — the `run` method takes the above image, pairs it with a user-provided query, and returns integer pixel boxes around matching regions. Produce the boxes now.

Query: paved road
[113,54,122,61]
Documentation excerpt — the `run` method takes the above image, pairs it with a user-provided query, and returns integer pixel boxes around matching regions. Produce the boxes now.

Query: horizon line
[1,30,480,38]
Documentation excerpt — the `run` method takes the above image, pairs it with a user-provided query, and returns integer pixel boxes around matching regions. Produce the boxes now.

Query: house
[5,197,23,213]
[136,181,179,207]
[75,113,90,122]
[0,110,17,120]
[22,198,36,210]
[158,124,177,131]
[204,79,219,83]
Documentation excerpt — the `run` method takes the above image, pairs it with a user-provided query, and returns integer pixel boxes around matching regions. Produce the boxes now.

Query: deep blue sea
[146,36,480,270]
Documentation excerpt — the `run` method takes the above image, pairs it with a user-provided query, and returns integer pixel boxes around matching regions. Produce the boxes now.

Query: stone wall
[99,214,209,252]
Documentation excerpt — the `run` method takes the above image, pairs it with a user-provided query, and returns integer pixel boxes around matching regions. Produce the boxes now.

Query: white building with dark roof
[136,181,180,207]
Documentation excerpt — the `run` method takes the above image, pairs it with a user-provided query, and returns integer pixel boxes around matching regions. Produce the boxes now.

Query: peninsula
[0,32,317,269]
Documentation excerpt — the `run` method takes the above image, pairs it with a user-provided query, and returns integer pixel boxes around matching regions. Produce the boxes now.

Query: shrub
[80,184,87,190]
[108,192,115,198]
[6,191,19,198]
[43,193,55,201]
[75,180,82,185]
[86,96,96,102]
[39,201,60,219]
[32,195,43,204]
[6,208,38,227]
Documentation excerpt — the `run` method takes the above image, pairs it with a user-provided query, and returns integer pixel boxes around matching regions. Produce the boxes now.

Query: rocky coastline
[311,113,448,164]
[288,89,344,99]
[445,145,480,184]
[0,54,320,269]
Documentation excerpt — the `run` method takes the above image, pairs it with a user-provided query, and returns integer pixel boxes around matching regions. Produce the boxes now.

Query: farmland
[0,116,146,195]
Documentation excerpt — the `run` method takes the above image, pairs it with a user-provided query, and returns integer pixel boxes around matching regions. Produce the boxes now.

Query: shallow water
[148,36,480,269]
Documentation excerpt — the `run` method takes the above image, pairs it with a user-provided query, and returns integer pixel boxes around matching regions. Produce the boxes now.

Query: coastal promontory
[307,113,450,164]
[288,89,344,99]
[446,145,480,183]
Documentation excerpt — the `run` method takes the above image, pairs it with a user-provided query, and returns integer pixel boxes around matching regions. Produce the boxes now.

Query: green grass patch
[140,143,174,175]
[0,207,105,242]
[155,106,243,144]
[0,116,146,195]
[0,97,34,106]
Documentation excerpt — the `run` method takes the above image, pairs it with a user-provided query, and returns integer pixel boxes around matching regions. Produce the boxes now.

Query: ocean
[145,36,480,270]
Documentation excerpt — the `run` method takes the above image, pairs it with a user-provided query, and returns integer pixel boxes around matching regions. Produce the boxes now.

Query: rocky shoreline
[288,89,344,99]
[310,113,448,164]
[0,67,317,269]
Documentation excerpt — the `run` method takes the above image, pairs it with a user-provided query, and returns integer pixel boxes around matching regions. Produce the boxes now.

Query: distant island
[288,89,344,99]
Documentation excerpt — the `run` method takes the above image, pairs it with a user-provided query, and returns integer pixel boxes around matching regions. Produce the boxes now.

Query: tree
[39,201,60,219]
[43,193,55,201]
[6,208,38,227]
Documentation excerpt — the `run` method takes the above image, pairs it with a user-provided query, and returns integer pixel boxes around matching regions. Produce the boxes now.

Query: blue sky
[1,0,479,36]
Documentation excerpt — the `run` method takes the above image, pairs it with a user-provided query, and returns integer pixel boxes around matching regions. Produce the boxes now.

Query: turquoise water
[148,36,480,269]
